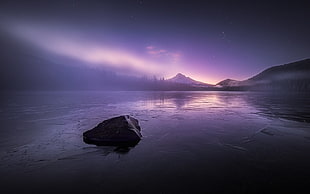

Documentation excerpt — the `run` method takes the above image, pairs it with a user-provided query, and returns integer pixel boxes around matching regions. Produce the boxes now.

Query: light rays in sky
[0,1,309,86]
[1,20,224,84]
[4,21,185,78]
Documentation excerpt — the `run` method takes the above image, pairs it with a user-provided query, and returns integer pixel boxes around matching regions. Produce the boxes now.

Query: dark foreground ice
[0,91,310,193]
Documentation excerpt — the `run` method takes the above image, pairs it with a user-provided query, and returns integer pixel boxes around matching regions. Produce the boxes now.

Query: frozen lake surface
[0,91,310,193]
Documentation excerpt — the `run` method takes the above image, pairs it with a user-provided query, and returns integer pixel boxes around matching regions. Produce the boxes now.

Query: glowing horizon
[1,20,247,84]
[1,5,309,86]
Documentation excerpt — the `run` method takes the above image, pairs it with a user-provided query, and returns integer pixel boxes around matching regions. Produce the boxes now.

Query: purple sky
[0,0,309,84]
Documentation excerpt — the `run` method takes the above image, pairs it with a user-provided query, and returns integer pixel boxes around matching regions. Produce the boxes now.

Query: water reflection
[1,91,310,194]
[137,91,310,123]
[140,92,240,110]
[243,92,310,123]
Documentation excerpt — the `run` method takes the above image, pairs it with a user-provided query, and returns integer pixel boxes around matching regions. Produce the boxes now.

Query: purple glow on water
[0,91,309,193]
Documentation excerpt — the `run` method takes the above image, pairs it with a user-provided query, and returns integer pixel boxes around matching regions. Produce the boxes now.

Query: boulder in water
[83,115,142,146]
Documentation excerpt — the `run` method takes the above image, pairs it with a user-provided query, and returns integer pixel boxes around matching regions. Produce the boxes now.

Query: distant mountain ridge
[165,59,310,91]
[249,59,310,81]
[216,58,310,91]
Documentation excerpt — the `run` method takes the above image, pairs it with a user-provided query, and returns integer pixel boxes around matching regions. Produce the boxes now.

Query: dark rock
[83,115,142,146]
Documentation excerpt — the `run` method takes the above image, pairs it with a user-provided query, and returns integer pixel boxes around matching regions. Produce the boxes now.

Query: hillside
[216,59,310,91]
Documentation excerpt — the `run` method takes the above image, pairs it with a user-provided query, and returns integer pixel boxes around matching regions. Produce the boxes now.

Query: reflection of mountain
[141,91,241,110]
[143,91,310,123]
[216,59,310,91]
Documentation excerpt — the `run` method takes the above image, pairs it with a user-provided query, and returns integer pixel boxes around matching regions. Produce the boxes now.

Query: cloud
[146,46,155,50]
[146,45,180,63]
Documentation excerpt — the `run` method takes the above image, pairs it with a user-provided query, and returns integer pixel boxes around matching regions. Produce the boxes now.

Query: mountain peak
[167,73,212,86]
[175,73,186,78]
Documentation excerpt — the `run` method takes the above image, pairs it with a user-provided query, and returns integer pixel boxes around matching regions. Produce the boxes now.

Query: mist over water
[0,91,310,193]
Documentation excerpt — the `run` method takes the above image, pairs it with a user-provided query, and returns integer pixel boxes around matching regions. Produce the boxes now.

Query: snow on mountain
[167,73,213,86]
